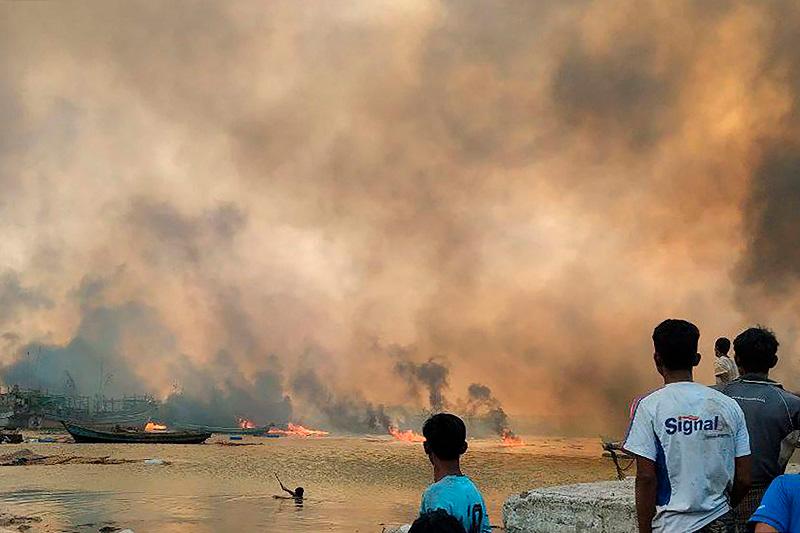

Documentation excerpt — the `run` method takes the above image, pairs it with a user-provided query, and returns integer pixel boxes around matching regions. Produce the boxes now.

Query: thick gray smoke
[395,359,449,412]
[2,1,800,437]
[466,383,519,440]
[291,368,391,433]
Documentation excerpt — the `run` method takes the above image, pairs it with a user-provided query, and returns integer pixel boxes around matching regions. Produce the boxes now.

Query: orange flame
[388,425,425,443]
[144,421,167,432]
[268,422,329,437]
[237,417,256,429]
[500,428,524,446]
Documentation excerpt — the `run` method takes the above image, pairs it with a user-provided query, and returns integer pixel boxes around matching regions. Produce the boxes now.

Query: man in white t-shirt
[623,319,752,533]
[714,337,739,386]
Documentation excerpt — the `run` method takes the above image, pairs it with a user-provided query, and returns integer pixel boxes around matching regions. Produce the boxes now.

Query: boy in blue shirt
[750,474,800,532]
[418,413,491,533]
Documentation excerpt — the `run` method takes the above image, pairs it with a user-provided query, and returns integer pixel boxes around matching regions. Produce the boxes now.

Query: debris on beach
[214,441,263,447]
[0,511,42,532]
[388,426,425,443]
[0,433,22,445]
[0,449,142,467]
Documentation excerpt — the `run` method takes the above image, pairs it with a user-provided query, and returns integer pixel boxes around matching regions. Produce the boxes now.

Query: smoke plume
[2,1,800,435]
[291,368,391,433]
[466,383,519,440]
[395,358,449,412]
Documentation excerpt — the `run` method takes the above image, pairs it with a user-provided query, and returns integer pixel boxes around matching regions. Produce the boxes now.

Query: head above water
[652,319,701,373]
[734,326,779,375]
[409,509,467,533]
[294,487,304,497]
[714,337,731,357]
[422,413,467,461]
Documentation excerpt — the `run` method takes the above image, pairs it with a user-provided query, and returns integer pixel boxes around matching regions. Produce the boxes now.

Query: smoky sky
[1,0,799,434]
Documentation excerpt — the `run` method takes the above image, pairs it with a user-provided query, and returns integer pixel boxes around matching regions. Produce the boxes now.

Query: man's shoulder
[640,383,734,404]
[423,476,482,504]
[704,385,746,410]
[769,474,800,498]
[777,387,800,408]
[670,383,744,414]
[778,473,800,488]
[715,356,732,368]
[630,387,665,410]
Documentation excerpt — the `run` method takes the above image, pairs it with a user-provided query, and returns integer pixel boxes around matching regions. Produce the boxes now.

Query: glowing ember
[268,422,329,437]
[389,425,425,443]
[144,421,167,432]
[500,428,524,447]
[237,417,256,429]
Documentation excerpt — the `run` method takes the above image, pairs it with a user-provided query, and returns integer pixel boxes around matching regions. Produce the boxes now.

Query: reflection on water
[0,436,615,532]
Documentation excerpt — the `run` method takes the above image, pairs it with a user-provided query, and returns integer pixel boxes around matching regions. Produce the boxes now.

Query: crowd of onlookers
[408,320,800,533]
[623,321,799,533]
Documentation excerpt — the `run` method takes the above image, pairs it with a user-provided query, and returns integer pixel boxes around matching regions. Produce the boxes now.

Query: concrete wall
[503,479,637,533]
[504,465,800,533]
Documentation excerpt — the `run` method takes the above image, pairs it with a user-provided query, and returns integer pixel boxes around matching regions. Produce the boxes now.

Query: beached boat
[62,421,211,444]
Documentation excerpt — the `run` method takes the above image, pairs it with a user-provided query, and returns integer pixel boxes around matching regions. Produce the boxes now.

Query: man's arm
[275,474,295,497]
[730,455,752,508]
[633,456,657,533]
[754,524,778,533]
[714,358,726,377]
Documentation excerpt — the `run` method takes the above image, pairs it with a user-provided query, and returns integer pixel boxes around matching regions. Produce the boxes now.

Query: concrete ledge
[503,465,800,533]
[503,479,636,533]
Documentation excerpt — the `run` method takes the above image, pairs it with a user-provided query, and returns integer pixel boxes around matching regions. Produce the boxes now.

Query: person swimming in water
[274,473,304,500]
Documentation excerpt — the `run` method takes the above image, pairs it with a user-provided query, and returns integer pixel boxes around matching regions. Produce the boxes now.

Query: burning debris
[268,423,329,438]
[500,428,524,447]
[0,448,143,467]
[237,417,256,429]
[388,425,425,443]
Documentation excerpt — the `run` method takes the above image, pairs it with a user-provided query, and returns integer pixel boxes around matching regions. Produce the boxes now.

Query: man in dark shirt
[718,326,800,529]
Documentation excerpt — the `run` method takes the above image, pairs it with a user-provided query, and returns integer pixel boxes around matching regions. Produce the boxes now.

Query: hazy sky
[1,0,799,434]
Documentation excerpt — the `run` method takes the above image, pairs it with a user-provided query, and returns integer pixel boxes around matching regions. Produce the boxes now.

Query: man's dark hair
[652,319,700,371]
[422,413,467,461]
[294,487,304,497]
[409,509,467,533]
[734,326,779,373]
[715,337,731,355]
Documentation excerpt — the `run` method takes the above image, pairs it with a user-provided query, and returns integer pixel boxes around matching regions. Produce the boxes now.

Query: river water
[0,435,616,532]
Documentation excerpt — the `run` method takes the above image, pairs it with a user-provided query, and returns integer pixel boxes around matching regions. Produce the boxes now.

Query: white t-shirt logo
[664,415,719,435]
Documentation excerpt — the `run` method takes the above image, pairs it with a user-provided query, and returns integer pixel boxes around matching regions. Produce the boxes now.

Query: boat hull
[62,422,211,444]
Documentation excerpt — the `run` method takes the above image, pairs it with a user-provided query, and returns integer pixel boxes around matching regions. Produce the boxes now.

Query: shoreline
[0,434,617,532]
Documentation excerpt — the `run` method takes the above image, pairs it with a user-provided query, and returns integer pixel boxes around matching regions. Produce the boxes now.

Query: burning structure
[0,385,158,429]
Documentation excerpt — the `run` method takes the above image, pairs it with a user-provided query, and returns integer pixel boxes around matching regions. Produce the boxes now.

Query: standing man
[418,413,491,533]
[624,319,751,533]
[715,337,739,386]
[718,326,800,529]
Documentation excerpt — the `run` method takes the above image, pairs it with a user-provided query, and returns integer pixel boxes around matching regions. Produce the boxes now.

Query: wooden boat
[62,421,211,444]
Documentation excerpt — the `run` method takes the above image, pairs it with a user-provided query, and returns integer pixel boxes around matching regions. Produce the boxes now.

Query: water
[0,435,616,532]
